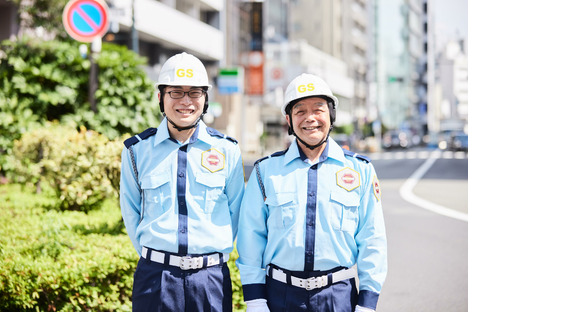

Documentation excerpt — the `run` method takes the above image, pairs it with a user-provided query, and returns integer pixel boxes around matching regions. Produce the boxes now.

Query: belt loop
[219,253,223,265]
[285,268,292,285]
[164,252,170,265]
[327,272,333,285]
[144,247,151,261]
[202,255,208,268]
[267,265,273,278]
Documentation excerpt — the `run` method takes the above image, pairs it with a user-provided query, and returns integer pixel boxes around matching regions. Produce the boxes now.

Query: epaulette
[343,149,371,163]
[124,128,157,148]
[254,149,288,166]
[206,127,238,144]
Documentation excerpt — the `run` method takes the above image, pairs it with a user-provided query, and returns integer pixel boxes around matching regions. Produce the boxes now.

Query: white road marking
[399,150,468,222]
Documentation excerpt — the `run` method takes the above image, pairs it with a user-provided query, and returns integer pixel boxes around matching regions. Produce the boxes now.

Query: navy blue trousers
[132,257,232,312]
[265,267,357,312]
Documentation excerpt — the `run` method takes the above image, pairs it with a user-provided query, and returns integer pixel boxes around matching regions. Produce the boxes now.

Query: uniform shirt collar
[283,137,346,166]
[154,118,204,146]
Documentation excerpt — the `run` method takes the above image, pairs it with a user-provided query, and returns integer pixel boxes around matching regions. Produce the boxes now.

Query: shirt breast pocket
[330,192,359,233]
[195,173,226,214]
[141,171,172,218]
[265,193,297,229]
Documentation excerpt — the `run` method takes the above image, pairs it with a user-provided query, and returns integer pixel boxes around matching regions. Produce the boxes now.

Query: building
[433,39,468,134]
[375,0,430,142]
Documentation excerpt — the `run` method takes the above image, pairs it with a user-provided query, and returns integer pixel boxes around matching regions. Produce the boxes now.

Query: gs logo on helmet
[297,83,315,93]
[176,68,194,78]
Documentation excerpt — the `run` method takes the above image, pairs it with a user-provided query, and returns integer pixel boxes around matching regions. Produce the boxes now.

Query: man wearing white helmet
[237,74,387,312]
[120,52,245,311]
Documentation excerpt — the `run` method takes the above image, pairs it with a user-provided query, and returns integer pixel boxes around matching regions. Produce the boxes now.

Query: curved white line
[399,150,468,222]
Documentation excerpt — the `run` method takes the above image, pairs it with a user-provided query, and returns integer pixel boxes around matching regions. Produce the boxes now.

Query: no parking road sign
[63,0,109,42]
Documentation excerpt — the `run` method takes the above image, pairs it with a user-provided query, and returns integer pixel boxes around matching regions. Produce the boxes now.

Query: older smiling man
[237,73,388,312]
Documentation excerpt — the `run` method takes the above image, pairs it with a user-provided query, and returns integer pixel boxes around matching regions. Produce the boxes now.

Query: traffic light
[388,76,404,83]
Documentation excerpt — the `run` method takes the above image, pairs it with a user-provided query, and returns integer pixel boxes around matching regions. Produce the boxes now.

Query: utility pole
[131,0,139,53]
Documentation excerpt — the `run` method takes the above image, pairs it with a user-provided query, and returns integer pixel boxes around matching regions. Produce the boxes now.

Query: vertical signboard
[246,1,263,95]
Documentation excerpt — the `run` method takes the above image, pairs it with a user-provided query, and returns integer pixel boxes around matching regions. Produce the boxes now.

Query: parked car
[382,130,412,149]
[449,133,468,152]
[332,134,352,150]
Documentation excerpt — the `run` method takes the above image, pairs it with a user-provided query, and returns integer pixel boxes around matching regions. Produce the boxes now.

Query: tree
[0,37,159,174]
[8,0,70,40]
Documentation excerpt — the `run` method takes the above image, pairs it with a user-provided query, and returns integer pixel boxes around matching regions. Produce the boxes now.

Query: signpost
[63,0,109,113]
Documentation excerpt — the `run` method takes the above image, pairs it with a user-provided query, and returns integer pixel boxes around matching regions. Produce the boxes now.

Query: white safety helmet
[282,73,338,116]
[155,52,212,91]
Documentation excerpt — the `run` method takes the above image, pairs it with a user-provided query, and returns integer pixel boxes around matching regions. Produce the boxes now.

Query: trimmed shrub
[6,123,128,212]
[0,184,247,311]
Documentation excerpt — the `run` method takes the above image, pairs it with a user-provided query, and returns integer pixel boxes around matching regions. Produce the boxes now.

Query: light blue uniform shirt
[120,118,245,256]
[237,138,387,306]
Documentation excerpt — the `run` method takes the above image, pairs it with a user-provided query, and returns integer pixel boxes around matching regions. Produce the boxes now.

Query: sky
[432,0,468,51]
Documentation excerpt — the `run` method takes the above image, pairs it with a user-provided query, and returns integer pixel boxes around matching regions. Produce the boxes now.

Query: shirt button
[178,172,184,178]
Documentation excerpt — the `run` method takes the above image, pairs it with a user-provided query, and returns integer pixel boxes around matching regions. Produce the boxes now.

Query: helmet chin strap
[164,112,204,132]
[294,125,333,150]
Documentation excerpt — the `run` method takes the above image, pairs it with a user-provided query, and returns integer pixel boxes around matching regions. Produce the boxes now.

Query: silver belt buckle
[304,276,327,290]
[179,256,202,270]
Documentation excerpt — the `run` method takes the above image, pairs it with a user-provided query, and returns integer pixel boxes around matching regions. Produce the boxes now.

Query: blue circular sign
[63,0,109,42]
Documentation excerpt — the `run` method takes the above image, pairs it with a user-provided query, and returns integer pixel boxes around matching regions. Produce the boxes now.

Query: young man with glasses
[120,52,245,311]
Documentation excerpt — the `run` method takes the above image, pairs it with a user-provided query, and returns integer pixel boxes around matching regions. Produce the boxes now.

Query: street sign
[218,67,244,94]
[63,0,110,43]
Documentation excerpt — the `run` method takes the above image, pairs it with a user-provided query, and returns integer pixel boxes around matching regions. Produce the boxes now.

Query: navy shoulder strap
[206,126,238,144]
[123,127,157,187]
[254,149,288,200]
[123,127,157,148]
[343,149,371,163]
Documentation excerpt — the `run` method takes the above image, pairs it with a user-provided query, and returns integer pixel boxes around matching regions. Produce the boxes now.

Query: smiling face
[286,97,331,148]
[160,85,205,130]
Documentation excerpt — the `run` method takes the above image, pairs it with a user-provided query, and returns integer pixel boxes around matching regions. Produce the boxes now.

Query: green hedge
[0,37,159,173]
[5,123,127,212]
[0,184,246,311]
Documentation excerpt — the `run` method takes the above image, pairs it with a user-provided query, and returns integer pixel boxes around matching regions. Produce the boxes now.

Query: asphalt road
[371,149,468,312]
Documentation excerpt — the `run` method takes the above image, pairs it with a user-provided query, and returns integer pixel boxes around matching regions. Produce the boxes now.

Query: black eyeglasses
[167,90,205,99]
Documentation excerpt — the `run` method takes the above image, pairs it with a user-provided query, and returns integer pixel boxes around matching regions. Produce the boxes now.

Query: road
[243,148,468,311]
[370,149,468,312]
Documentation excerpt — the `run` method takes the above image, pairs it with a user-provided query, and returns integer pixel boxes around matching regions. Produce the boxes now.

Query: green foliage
[228,245,247,311]
[0,37,159,172]
[333,123,354,135]
[0,184,247,311]
[7,0,72,40]
[0,185,135,311]
[6,123,128,212]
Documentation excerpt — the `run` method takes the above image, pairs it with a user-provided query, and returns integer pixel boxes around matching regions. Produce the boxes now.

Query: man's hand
[355,305,375,312]
[245,298,270,312]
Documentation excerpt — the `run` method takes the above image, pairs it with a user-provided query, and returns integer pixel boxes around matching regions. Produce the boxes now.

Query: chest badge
[336,167,360,191]
[372,175,381,201]
[202,148,225,172]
